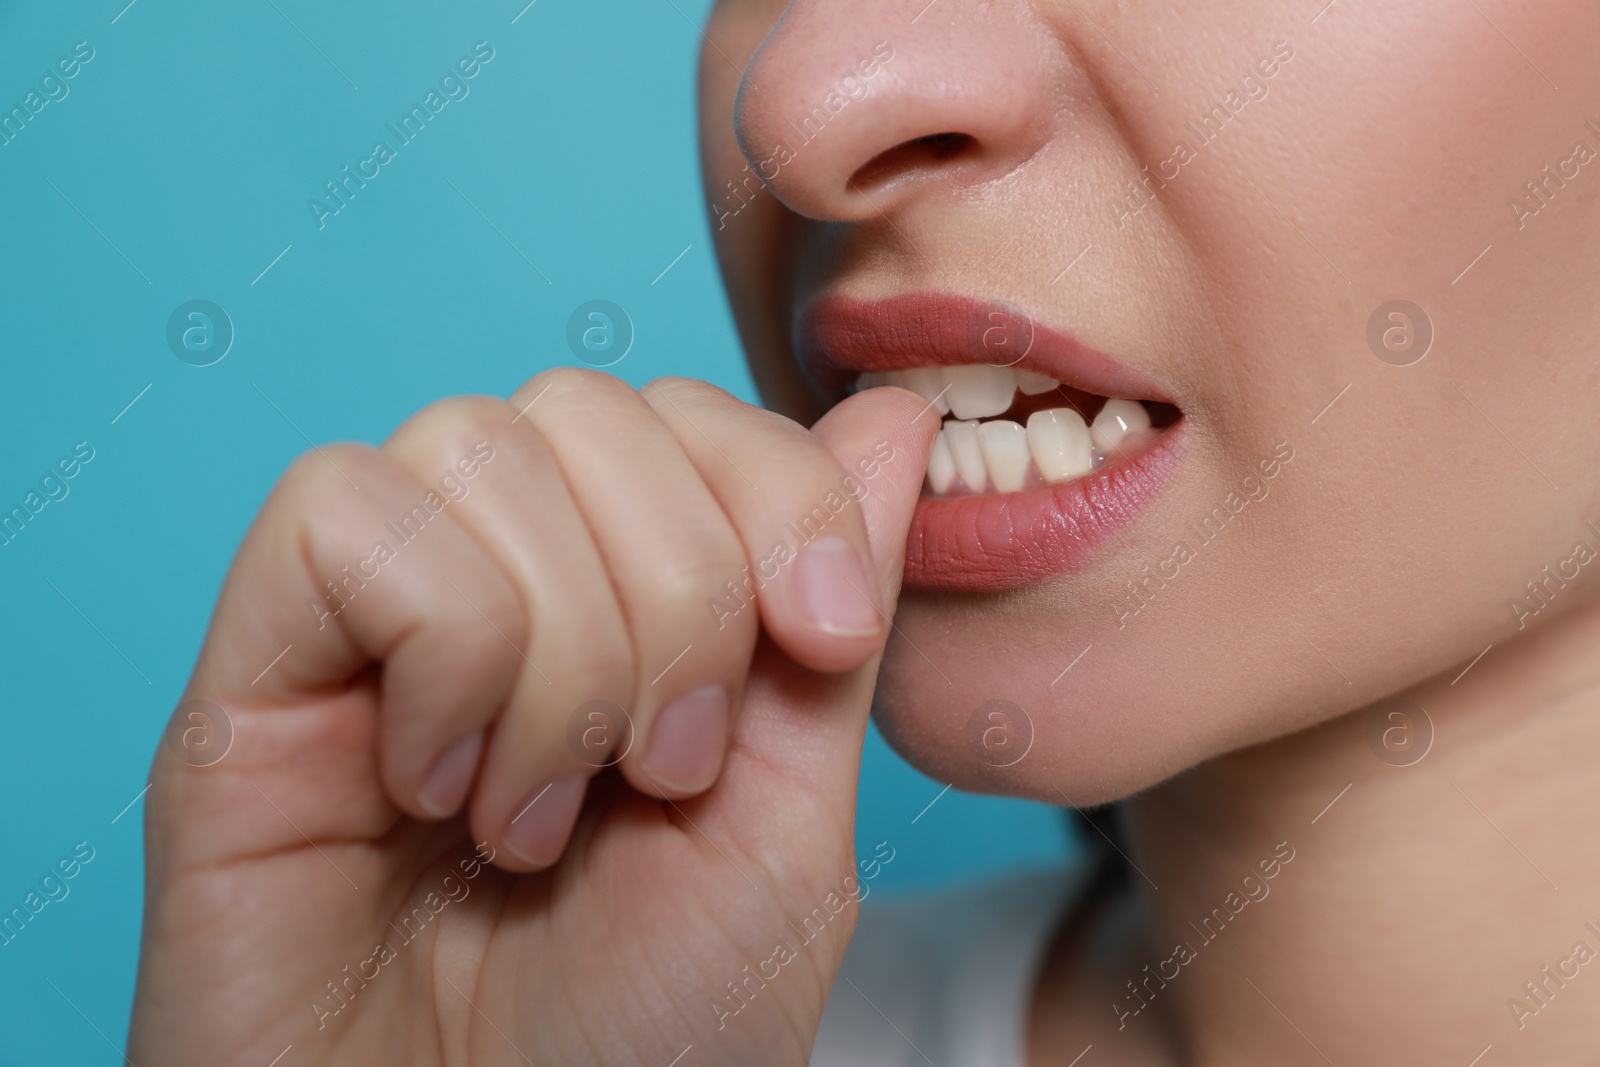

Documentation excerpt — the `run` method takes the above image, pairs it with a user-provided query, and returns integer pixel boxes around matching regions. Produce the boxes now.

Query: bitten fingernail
[643,685,729,793]
[505,775,589,867]
[793,535,881,637]
[418,731,483,818]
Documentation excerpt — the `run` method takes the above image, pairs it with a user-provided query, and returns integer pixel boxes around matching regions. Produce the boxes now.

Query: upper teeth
[855,364,1063,419]
[854,365,1159,495]
[1090,397,1151,453]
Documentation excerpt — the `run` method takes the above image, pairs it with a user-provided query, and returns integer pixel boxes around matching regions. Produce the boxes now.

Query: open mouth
[798,292,1187,591]
[846,365,1180,496]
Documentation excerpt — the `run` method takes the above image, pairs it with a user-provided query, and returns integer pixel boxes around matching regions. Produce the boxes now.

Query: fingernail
[793,535,881,637]
[418,731,483,818]
[505,775,588,867]
[643,685,729,793]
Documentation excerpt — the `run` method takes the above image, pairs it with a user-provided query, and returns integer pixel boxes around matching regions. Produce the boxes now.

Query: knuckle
[648,548,750,625]
[559,645,637,701]
[642,376,731,405]
[531,600,637,697]
[277,443,383,509]
[514,366,633,414]
[474,582,528,652]
[270,445,397,568]
[391,395,511,461]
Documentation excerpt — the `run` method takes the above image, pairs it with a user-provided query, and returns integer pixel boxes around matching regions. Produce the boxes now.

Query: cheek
[1135,0,1600,740]
[1259,2,1573,259]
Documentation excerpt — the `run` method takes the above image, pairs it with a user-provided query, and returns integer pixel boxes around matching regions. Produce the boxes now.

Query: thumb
[705,386,935,853]
[810,385,939,614]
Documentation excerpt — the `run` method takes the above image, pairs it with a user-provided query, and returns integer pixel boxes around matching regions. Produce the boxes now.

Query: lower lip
[902,424,1186,591]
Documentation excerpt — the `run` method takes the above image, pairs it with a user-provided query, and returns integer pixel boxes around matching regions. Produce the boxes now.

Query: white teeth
[926,430,956,494]
[1015,369,1059,396]
[862,364,1066,417]
[942,420,988,492]
[1090,398,1151,454]
[917,386,1159,496]
[864,366,1148,497]
[977,420,1030,492]
[1026,408,1093,482]
[943,364,1017,420]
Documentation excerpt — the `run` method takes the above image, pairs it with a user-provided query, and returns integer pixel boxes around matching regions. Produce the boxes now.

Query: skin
[130,379,938,1065]
[702,0,1600,1062]
[130,1,1600,1064]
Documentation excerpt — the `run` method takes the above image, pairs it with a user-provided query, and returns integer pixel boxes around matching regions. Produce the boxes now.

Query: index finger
[179,443,524,821]
[641,377,905,674]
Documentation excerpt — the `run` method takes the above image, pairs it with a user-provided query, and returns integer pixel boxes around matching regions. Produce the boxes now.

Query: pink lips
[796,292,1185,591]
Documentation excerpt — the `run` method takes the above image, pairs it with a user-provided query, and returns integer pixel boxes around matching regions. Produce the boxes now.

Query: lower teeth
[925,398,1154,496]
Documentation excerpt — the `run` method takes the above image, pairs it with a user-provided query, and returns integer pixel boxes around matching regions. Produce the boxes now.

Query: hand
[127,370,935,1066]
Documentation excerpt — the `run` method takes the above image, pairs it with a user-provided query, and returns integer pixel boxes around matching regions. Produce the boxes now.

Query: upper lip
[793,291,1172,409]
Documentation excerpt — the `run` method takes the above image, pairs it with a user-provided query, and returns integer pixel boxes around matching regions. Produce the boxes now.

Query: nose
[733,0,1060,221]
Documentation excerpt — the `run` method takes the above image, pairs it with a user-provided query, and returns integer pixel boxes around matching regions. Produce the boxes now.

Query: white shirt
[810,867,1092,1066]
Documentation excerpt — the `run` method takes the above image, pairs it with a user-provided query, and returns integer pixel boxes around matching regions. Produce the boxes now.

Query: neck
[1116,598,1600,1063]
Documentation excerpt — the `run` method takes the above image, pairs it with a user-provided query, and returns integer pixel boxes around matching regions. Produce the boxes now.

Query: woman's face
[700,0,1600,804]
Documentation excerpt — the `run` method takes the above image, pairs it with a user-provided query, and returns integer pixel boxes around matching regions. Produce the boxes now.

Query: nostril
[847,132,978,193]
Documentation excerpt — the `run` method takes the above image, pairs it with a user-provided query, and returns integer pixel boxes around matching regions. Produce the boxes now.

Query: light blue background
[0,0,1073,1060]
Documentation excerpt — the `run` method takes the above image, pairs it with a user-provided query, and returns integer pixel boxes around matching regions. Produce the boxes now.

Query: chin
[868,592,1186,809]
[870,540,1372,810]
